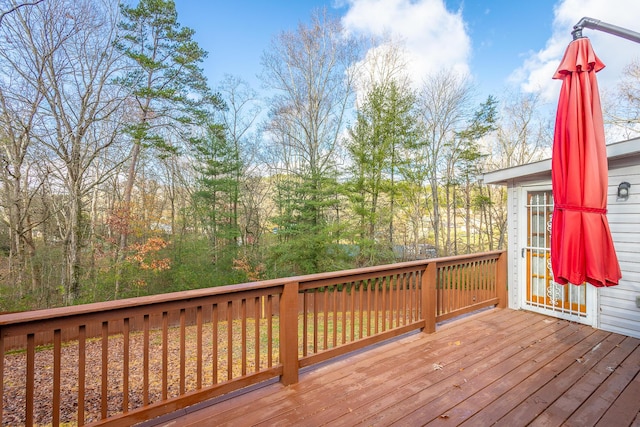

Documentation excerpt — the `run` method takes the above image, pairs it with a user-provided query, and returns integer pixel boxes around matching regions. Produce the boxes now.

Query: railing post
[496,251,508,308]
[280,281,299,385]
[422,262,437,334]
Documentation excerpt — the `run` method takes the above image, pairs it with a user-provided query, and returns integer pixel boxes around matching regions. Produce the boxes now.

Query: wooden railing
[0,250,506,426]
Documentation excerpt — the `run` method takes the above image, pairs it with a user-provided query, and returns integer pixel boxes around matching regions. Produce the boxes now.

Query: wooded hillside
[12,0,640,311]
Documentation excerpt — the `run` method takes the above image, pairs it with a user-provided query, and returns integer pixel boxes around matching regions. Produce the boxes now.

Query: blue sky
[175,0,640,105]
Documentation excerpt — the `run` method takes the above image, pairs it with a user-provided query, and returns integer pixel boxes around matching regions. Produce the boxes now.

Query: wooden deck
[145,308,640,427]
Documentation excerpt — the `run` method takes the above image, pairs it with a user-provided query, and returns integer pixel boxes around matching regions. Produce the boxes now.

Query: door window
[525,191,586,316]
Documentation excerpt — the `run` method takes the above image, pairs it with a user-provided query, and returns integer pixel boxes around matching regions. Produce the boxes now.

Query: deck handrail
[0,250,506,426]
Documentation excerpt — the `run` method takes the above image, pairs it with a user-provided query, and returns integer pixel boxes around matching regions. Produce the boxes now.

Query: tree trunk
[452,184,458,255]
[115,141,141,299]
[430,180,440,256]
[465,179,471,254]
[65,179,82,304]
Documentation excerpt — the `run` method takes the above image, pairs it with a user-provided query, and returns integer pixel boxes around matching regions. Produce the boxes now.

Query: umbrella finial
[572,27,584,40]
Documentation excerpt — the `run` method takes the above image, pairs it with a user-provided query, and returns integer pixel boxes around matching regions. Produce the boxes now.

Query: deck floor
[147,308,640,427]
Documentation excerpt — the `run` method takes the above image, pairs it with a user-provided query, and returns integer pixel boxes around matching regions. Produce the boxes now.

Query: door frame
[517,184,598,326]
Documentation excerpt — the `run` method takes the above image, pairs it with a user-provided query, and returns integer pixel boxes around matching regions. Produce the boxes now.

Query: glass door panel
[525,191,586,316]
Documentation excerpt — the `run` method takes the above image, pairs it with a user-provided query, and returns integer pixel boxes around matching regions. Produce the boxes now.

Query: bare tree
[477,91,552,251]
[412,70,473,255]
[260,8,362,273]
[603,59,640,140]
[353,37,412,99]
[10,0,127,303]
[0,0,43,25]
[0,1,49,296]
[261,8,361,180]
[492,91,552,169]
[217,75,262,245]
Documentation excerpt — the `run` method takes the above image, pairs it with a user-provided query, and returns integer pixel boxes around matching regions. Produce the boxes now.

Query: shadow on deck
[146,308,640,427]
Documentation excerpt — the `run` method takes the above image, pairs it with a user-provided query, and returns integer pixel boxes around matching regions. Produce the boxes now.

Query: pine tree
[192,123,242,262]
[346,82,416,265]
[456,96,498,253]
[114,0,223,297]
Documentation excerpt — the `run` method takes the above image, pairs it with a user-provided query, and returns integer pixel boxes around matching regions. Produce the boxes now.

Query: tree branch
[0,0,45,26]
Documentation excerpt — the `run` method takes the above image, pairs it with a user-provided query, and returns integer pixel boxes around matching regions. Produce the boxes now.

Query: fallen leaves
[2,317,279,425]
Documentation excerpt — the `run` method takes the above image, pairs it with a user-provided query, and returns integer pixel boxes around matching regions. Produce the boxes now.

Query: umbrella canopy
[551,37,621,287]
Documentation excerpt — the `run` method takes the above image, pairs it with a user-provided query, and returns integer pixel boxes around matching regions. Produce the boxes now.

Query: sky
[175,0,640,109]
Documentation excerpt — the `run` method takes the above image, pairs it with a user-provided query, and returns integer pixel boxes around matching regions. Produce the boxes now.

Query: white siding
[599,165,640,338]
[488,139,640,338]
[507,184,520,309]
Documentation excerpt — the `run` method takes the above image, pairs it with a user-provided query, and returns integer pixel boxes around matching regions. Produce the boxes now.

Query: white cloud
[511,0,640,103]
[341,0,471,86]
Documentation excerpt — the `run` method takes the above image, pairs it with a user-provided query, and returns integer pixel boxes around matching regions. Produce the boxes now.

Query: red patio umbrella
[551,37,621,287]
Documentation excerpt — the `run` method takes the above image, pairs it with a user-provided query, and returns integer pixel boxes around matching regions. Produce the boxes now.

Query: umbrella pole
[572,17,640,43]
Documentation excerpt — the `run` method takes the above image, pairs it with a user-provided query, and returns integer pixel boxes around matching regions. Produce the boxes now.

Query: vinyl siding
[600,165,640,338]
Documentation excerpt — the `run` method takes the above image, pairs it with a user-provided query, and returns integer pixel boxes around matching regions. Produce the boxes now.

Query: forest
[1,0,638,312]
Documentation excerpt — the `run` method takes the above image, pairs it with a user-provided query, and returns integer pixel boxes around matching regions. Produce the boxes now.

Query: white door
[521,189,596,325]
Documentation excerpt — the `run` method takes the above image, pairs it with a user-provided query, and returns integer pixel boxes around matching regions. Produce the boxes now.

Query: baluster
[381,276,388,332]
[254,297,260,372]
[302,291,308,357]
[332,285,338,348]
[78,324,86,424]
[227,301,233,381]
[266,296,273,367]
[101,322,108,419]
[143,315,149,405]
[53,329,61,425]
[313,290,319,353]
[196,306,203,389]
[350,282,356,342]
[162,312,168,400]
[395,274,401,327]
[358,281,364,339]
[26,333,34,426]
[241,299,247,376]
[341,284,347,345]
[123,318,129,413]
[180,308,186,394]
[373,278,379,334]
[323,287,329,350]
[0,332,3,426]
[212,304,218,384]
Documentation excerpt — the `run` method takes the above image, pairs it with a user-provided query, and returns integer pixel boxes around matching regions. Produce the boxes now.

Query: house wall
[501,163,640,338]
[599,164,640,339]
[505,180,551,313]
[506,183,520,309]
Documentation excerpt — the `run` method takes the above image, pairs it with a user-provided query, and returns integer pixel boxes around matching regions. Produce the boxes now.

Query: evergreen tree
[269,172,348,276]
[192,123,242,259]
[456,96,498,253]
[346,81,416,265]
[261,9,361,275]
[114,0,222,296]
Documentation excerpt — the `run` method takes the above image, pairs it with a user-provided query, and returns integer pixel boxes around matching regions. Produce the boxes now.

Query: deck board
[467,332,626,426]
[146,308,640,427]
[396,320,603,425]
[564,339,640,427]
[529,335,639,427]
